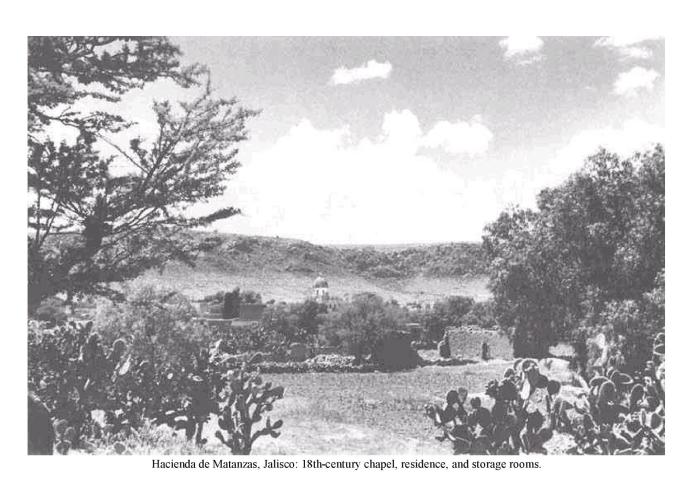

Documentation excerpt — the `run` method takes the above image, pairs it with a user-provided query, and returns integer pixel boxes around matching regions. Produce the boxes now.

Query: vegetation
[319,293,407,360]
[260,299,327,345]
[29,300,284,454]
[412,296,496,343]
[426,330,665,455]
[483,146,664,362]
[340,242,487,279]
[426,358,562,454]
[28,37,258,310]
[214,362,285,454]
[26,36,664,458]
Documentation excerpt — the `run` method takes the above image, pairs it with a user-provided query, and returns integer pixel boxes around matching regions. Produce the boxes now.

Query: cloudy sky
[115,37,665,244]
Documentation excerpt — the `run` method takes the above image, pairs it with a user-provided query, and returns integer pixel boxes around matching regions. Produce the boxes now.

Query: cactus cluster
[214,355,285,454]
[29,320,286,455]
[564,333,665,454]
[152,349,221,446]
[427,333,665,455]
[425,358,561,454]
[28,322,136,449]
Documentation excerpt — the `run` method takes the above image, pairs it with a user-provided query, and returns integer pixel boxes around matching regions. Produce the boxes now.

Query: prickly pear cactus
[214,354,285,454]
[426,359,558,454]
[569,332,665,454]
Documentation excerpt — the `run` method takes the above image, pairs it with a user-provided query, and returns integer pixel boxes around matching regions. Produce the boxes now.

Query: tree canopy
[28,37,258,309]
[482,145,664,361]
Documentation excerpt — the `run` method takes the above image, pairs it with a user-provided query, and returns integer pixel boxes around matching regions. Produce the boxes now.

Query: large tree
[28,37,258,309]
[482,145,664,359]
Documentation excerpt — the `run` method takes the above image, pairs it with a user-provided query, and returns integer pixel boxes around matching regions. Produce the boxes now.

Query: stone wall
[198,302,266,321]
[202,318,258,334]
[446,326,513,360]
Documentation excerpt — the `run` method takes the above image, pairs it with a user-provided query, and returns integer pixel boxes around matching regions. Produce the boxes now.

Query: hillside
[137,233,490,304]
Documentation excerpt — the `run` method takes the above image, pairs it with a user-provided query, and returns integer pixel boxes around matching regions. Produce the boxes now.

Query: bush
[576,270,664,375]
[93,285,213,415]
[28,315,286,455]
[260,300,327,345]
[415,296,477,343]
[95,286,211,364]
[318,293,407,359]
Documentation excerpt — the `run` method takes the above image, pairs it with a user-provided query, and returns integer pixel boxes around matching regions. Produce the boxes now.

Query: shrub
[414,296,479,343]
[95,286,210,365]
[28,315,287,455]
[575,271,664,375]
[319,293,407,359]
[93,286,213,415]
[259,300,327,346]
[28,320,143,448]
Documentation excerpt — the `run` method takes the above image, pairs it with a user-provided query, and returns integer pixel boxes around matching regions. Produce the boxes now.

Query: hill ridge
[138,232,490,304]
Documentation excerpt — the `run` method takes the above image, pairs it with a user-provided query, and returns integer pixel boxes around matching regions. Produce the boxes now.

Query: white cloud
[546,118,664,186]
[213,110,498,244]
[494,119,665,211]
[422,116,493,157]
[499,36,544,65]
[330,59,392,85]
[376,110,494,158]
[595,36,662,60]
[613,66,660,97]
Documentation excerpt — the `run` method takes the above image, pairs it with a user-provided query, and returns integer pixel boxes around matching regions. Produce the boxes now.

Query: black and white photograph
[23,34,667,459]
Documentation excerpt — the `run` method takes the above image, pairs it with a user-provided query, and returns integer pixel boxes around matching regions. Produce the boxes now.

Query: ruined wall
[446,326,513,360]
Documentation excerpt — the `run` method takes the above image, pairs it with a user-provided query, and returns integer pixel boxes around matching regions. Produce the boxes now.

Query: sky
[96,37,666,245]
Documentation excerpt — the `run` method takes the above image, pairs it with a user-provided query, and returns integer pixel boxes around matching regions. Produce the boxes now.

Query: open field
[91,360,578,455]
[253,361,510,454]
[90,361,510,455]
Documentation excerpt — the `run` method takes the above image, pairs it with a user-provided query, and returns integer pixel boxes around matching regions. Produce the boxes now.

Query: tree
[320,293,407,359]
[28,37,258,310]
[259,300,327,345]
[419,295,475,342]
[483,145,664,359]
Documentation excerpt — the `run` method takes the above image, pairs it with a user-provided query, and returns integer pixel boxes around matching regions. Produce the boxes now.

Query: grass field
[252,361,510,454]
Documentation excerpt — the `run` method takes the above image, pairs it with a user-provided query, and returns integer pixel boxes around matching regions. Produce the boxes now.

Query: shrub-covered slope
[137,233,489,304]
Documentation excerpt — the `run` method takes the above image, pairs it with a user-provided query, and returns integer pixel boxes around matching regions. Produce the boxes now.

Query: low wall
[446,326,513,360]
[201,318,258,334]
